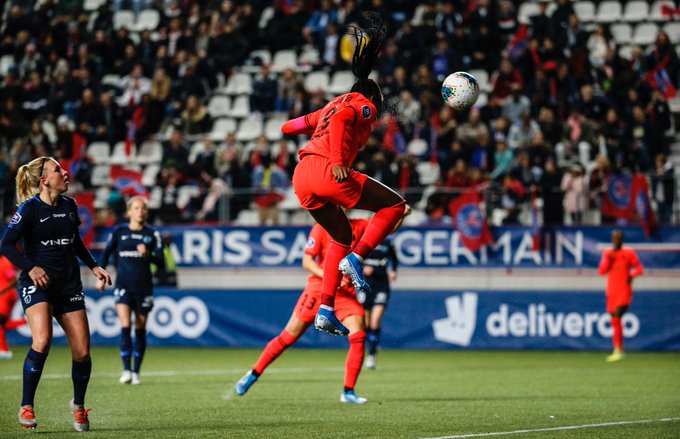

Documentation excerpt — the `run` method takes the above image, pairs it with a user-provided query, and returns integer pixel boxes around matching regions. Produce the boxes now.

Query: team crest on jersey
[361,105,371,119]
[10,212,21,225]
[306,237,316,248]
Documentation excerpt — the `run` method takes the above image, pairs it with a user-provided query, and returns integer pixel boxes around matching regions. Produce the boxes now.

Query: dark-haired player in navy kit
[359,236,398,369]
[0,157,111,431]
[98,196,163,385]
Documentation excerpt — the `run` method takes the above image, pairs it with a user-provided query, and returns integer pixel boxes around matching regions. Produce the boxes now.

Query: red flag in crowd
[110,165,147,197]
[73,192,95,247]
[61,131,87,181]
[601,174,634,221]
[530,188,541,251]
[631,173,656,237]
[448,189,493,252]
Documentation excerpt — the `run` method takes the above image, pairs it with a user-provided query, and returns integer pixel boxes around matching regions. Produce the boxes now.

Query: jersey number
[317,106,338,132]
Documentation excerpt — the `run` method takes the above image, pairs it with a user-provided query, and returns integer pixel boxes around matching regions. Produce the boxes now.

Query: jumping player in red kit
[0,255,26,359]
[281,13,407,336]
[598,230,643,362]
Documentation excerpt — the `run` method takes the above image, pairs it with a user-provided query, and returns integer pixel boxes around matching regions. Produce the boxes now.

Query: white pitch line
[420,418,680,439]
[0,366,345,381]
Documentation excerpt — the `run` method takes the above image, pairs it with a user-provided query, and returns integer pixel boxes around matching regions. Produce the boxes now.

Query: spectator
[215,133,243,177]
[500,173,525,224]
[561,163,587,224]
[162,128,190,175]
[119,64,151,108]
[490,140,514,180]
[507,113,540,151]
[250,64,278,114]
[539,158,564,225]
[181,95,211,136]
[502,82,531,124]
[252,152,289,226]
[456,108,489,149]
[302,0,338,47]
[652,154,675,224]
[589,155,614,224]
[556,107,596,166]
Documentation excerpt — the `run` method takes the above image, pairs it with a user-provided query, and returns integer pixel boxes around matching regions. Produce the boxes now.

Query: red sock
[5,318,26,331]
[353,201,406,259]
[321,241,350,308]
[253,330,297,375]
[611,317,623,350]
[0,325,8,351]
[344,331,366,390]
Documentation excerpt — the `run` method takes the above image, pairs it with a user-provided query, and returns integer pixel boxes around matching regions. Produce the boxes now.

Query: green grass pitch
[0,347,678,438]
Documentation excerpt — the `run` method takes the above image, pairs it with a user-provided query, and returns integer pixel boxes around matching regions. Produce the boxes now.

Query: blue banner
[92,226,680,269]
[8,289,680,351]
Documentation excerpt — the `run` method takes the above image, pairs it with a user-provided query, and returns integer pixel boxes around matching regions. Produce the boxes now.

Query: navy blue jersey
[100,225,163,293]
[364,238,398,281]
[0,195,98,283]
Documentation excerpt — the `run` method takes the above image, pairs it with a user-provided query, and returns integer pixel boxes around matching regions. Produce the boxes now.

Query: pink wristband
[291,116,307,131]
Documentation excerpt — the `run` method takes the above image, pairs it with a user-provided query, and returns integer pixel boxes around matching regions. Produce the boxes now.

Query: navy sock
[72,359,91,406]
[22,348,48,406]
[120,327,132,371]
[133,328,147,373]
[367,328,381,356]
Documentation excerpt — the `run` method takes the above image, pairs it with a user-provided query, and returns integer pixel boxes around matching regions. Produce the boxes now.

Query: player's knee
[72,350,90,363]
[32,335,52,353]
[349,330,366,344]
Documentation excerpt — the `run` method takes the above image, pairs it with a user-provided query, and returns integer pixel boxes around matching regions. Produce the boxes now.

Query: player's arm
[280,108,323,136]
[328,106,357,174]
[0,228,34,273]
[149,230,166,270]
[629,251,644,280]
[598,249,612,275]
[100,230,118,269]
[302,253,324,278]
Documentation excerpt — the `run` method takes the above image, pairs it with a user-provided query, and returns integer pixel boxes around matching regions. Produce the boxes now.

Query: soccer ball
[441,72,480,111]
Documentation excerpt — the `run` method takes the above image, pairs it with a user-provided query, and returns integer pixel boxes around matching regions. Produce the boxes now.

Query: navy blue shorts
[18,278,85,316]
[357,279,391,310]
[114,288,154,315]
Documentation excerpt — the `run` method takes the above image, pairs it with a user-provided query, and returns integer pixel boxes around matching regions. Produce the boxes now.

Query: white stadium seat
[574,1,596,22]
[113,10,134,30]
[416,161,440,186]
[596,1,623,23]
[470,69,491,92]
[304,71,330,93]
[623,1,650,22]
[264,114,287,141]
[271,50,298,73]
[229,95,251,119]
[109,141,136,165]
[517,2,539,25]
[134,9,160,31]
[650,0,676,21]
[407,139,428,157]
[136,140,163,165]
[0,55,15,76]
[208,95,232,118]
[91,165,112,186]
[235,115,264,142]
[87,142,111,164]
[222,72,253,95]
[328,70,355,95]
[94,186,110,209]
[663,22,680,42]
[142,164,161,186]
[177,185,201,210]
[633,23,659,45]
[209,117,237,139]
[610,23,633,44]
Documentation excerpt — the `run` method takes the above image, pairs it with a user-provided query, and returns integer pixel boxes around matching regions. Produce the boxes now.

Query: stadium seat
[633,23,659,45]
[87,142,111,164]
[0,55,15,76]
[229,95,251,119]
[110,141,136,165]
[208,95,232,118]
[235,115,264,142]
[470,69,491,92]
[258,6,275,29]
[235,209,259,225]
[279,187,300,211]
[407,139,429,157]
[177,185,201,210]
[264,114,287,141]
[113,10,135,30]
[241,49,273,74]
[188,141,206,164]
[289,209,312,225]
[136,140,163,165]
[142,163,160,186]
[271,50,298,73]
[416,162,441,186]
[403,209,427,226]
[663,22,680,42]
[93,186,110,209]
[517,2,539,24]
[574,1,596,22]
[623,1,650,22]
[209,117,237,139]
[411,4,428,25]
[596,1,623,22]
[328,70,355,95]
[610,23,633,44]
[134,9,160,31]
[304,71,330,93]
[298,46,320,66]
[101,74,121,92]
[147,186,162,209]
[41,120,57,144]
[91,165,112,186]
[650,0,677,21]
[474,91,489,108]
[222,72,253,96]
[618,45,634,60]
[83,0,106,11]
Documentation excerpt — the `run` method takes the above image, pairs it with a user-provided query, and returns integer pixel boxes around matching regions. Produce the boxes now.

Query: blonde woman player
[98,196,164,385]
[0,156,111,431]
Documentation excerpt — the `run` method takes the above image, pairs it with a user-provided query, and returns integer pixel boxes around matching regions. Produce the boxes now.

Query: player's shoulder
[9,196,39,225]
[59,194,77,207]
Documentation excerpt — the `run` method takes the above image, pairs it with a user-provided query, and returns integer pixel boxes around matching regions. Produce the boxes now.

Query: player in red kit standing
[0,255,27,359]
[235,218,371,403]
[282,13,407,336]
[598,230,643,362]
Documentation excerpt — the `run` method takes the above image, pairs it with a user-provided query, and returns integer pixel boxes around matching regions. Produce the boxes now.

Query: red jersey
[598,246,643,297]
[283,92,377,168]
[0,256,17,294]
[304,218,369,288]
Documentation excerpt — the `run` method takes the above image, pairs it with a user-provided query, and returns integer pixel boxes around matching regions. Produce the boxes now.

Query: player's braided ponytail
[16,156,50,205]
[349,12,386,113]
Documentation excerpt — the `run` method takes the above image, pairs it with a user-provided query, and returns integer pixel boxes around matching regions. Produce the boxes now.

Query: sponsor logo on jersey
[361,105,371,119]
[305,237,316,249]
[41,238,74,246]
[40,217,50,223]
[10,212,22,225]
[118,250,145,258]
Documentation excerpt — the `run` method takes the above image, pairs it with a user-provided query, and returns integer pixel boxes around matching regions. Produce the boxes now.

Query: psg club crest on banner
[607,175,632,210]
[115,177,146,196]
[456,204,483,239]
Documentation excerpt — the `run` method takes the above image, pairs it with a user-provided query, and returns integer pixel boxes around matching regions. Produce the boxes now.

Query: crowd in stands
[0,0,677,228]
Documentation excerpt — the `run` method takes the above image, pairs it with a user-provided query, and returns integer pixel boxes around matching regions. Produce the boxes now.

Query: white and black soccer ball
[441,72,480,111]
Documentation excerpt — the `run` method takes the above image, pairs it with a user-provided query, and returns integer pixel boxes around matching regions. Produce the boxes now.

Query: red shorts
[294,281,364,323]
[292,154,368,210]
[606,293,632,314]
[0,290,18,316]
